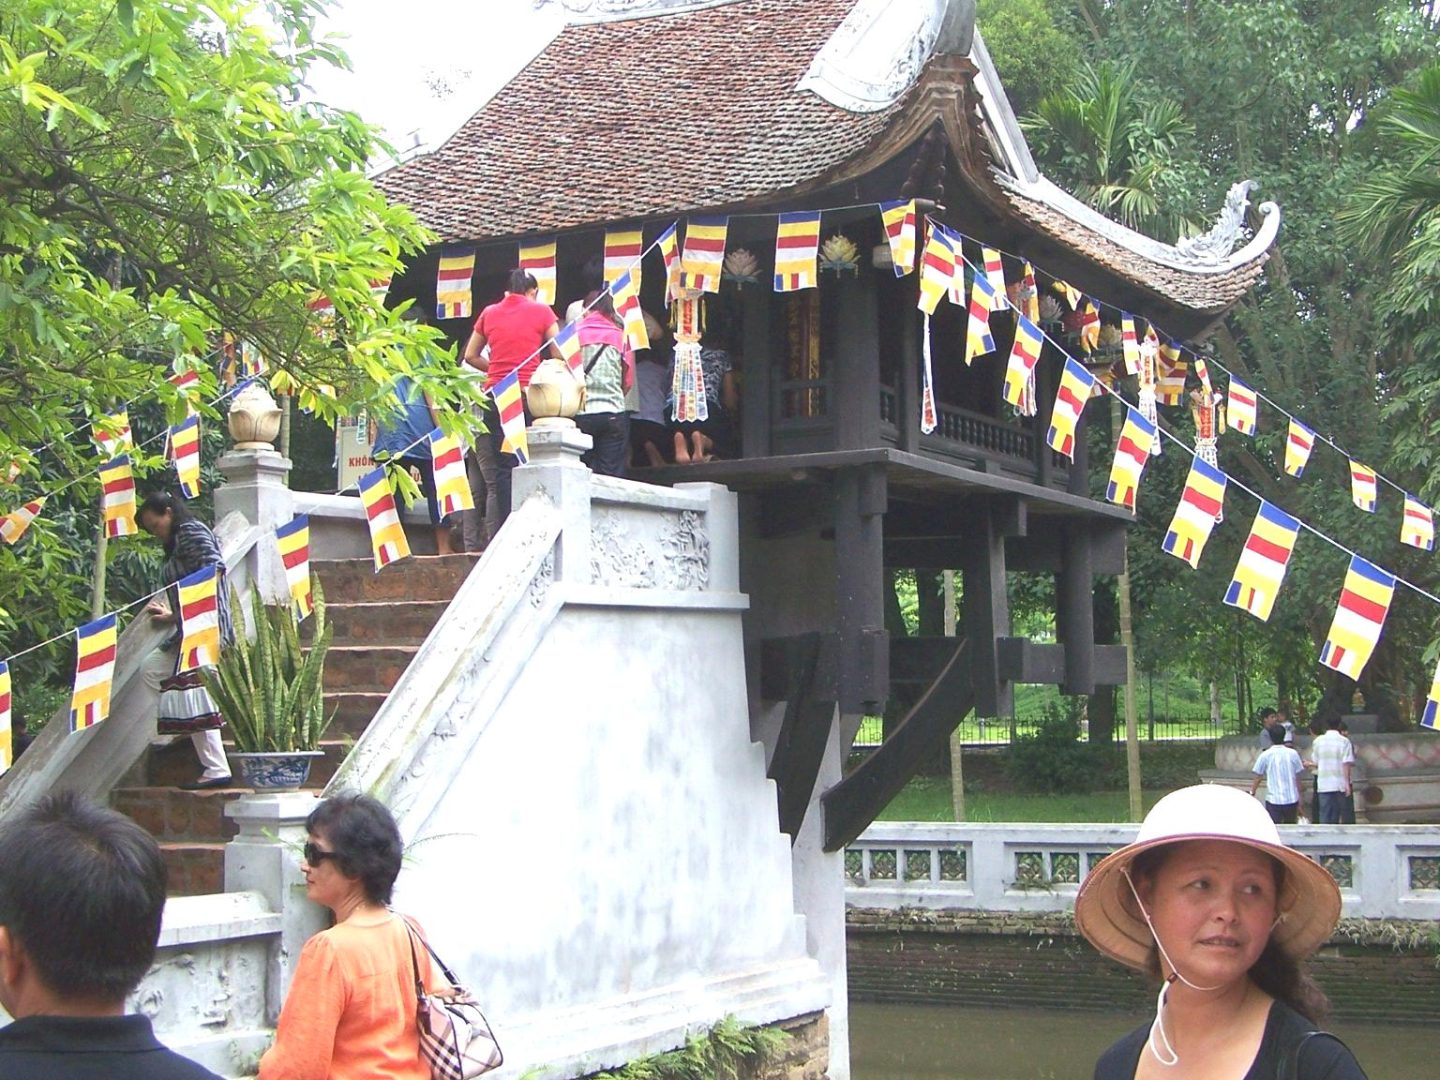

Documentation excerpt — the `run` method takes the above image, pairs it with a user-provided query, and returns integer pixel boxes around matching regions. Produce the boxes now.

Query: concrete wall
[330,427,830,1079]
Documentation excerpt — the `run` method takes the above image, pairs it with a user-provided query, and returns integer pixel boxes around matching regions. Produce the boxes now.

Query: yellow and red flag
[0,661,11,773]
[1053,279,1081,309]
[169,414,202,499]
[1106,407,1158,512]
[1162,456,1228,568]
[1077,300,1100,354]
[1422,657,1440,730]
[1319,556,1395,681]
[917,224,958,315]
[879,200,917,276]
[982,247,1008,309]
[679,216,728,294]
[553,320,582,375]
[519,238,558,307]
[1020,262,1040,323]
[1,498,44,545]
[1002,315,1045,408]
[1283,419,1315,478]
[94,409,133,458]
[655,222,681,304]
[1156,347,1188,406]
[611,270,650,352]
[435,249,476,320]
[357,466,411,571]
[169,369,201,417]
[774,211,822,292]
[1121,315,1141,375]
[70,613,118,732]
[604,228,644,290]
[1349,460,1377,513]
[1047,357,1098,460]
[965,273,997,364]
[1401,494,1433,551]
[176,564,222,673]
[429,428,473,517]
[491,370,529,465]
[1225,501,1301,623]
[99,455,137,538]
[274,514,314,622]
[1226,376,1258,435]
[1193,355,1213,396]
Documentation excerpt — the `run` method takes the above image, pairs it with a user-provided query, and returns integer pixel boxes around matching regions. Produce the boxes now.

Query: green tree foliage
[1027,1,1439,721]
[0,1,478,661]
[975,0,1080,117]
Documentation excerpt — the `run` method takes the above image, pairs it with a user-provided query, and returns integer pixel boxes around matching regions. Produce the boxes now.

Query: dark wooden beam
[833,273,881,451]
[740,284,771,458]
[1056,522,1096,695]
[822,638,973,852]
[961,499,1012,717]
[897,309,919,454]
[765,633,839,840]
[834,465,889,712]
[758,482,835,539]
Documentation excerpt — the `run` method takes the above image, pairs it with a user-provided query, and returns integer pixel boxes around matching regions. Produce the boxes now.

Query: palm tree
[1023,60,1198,240]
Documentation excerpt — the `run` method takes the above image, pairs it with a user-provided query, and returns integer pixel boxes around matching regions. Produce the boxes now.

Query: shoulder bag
[404,919,503,1080]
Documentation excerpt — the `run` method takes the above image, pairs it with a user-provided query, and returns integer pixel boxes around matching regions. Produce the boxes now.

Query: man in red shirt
[462,269,559,541]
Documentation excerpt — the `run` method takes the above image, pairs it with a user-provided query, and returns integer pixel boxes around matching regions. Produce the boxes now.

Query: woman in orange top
[258,795,438,1080]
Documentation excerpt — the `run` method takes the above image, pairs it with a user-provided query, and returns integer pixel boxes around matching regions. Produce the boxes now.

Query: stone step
[324,691,388,739]
[312,600,450,648]
[113,786,248,843]
[142,737,348,788]
[160,842,226,897]
[312,555,479,605]
[325,645,418,693]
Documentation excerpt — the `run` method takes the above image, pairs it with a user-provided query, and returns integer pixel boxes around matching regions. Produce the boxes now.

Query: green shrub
[1003,701,1106,794]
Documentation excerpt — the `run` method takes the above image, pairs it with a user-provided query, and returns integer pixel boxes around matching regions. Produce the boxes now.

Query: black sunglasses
[303,842,339,867]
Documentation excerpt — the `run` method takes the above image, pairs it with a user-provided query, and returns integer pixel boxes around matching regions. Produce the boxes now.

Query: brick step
[312,555,479,605]
[324,691,388,738]
[142,738,348,788]
[309,600,450,648]
[325,646,418,693]
[160,842,227,897]
[114,786,248,844]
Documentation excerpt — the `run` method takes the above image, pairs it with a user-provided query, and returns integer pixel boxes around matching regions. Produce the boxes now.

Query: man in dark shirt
[0,793,220,1078]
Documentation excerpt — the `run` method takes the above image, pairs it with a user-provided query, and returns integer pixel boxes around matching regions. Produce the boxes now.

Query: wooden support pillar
[897,309,919,454]
[833,273,881,451]
[740,284,771,458]
[1034,348,1057,487]
[834,464,888,713]
[961,498,1015,717]
[1056,523,1096,696]
[1068,409,1090,497]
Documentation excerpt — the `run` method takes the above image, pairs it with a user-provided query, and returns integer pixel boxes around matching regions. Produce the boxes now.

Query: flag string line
[930,218,1421,505]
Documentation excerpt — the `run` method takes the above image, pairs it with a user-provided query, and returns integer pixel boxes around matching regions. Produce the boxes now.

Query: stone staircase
[111,554,479,895]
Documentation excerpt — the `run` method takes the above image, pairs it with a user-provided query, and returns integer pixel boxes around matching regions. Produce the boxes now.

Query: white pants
[141,646,230,781]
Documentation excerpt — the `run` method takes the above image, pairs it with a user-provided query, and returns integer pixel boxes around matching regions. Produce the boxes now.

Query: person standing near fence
[1304,718,1355,825]
[1249,726,1306,824]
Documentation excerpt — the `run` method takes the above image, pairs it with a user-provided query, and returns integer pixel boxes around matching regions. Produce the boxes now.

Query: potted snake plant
[206,581,334,790]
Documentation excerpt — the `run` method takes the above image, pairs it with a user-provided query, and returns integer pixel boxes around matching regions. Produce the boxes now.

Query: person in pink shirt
[462,270,559,540]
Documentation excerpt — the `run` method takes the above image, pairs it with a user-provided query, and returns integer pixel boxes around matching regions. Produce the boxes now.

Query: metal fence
[853,715,1242,748]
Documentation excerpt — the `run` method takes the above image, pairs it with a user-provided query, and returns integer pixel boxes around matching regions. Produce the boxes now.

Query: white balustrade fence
[845,822,1440,921]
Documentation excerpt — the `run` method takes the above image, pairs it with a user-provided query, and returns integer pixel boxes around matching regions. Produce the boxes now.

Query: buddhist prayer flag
[774,211,821,292]
[1121,315,1140,375]
[99,455,137,538]
[553,320,582,374]
[982,247,1007,309]
[169,415,202,499]
[1349,460,1377,513]
[1162,456,1228,568]
[1078,300,1100,353]
[0,661,9,773]
[1225,501,1301,622]
[1,498,44,545]
[429,428,473,517]
[917,223,958,315]
[965,272,997,364]
[1019,262,1039,323]
[1226,376,1257,435]
[491,370,529,466]
[1193,355,1213,396]
[1284,419,1315,478]
[1421,656,1440,730]
[518,238,558,306]
[239,340,266,378]
[1053,280,1081,309]
[70,613,117,732]
[656,222,681,303]
[356,466,412,571]
[94,410,133,458]
[1002,314,1044,409]
[679,216,728,294]
[1401,494,1434,551]
[603,228,644,290]
[878,200,917,276]
[1047,357,1097,459]
[435,249,475,320]
[1319,556,1395,681]
[169,369,201,417]
[370,275,394,304]
[1156,349,1188,406]
[274,514,314,622]
[611,270,650,352]
[1106,407,1157,512]
[4,461,19,483]
[920,317,938,435]
[176,565,222,673]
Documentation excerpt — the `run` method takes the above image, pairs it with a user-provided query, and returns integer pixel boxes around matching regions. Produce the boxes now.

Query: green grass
[877,777,1168,823]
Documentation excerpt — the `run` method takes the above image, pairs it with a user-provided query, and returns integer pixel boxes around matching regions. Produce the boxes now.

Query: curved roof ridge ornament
[531,0,746,24]
[797,0,975,114]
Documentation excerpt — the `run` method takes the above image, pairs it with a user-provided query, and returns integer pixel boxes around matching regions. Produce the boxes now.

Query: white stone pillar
[511,423,592,584]
[214,448,294,605]
[224,792,326,1022]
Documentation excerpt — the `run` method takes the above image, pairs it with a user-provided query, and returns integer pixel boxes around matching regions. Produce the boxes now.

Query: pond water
[849,1001,1431,1079]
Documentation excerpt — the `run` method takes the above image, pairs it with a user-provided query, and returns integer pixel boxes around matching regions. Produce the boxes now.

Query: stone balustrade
[845,822,1440,920]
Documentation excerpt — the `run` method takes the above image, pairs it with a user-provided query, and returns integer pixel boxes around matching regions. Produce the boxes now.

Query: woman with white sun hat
[1074,784,1367,1078]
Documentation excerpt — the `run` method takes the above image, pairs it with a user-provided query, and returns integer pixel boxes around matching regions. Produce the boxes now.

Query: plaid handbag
[405,919,503,1080]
